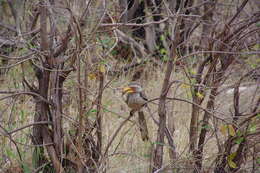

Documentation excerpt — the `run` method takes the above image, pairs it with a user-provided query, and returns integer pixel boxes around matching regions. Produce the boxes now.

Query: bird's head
[122,82,143,95]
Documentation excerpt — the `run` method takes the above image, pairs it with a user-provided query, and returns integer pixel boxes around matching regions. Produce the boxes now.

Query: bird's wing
[140,91,148,101]
[126,94,130,104]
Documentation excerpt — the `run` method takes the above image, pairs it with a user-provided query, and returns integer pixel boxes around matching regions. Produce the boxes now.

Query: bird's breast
[126,93,146,110]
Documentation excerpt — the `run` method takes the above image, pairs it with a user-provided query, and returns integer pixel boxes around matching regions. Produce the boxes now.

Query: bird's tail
[138,111,149,141]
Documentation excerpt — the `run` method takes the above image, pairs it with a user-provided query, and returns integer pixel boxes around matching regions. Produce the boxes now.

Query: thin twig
[7,121,52,135]
[103,111,134,156]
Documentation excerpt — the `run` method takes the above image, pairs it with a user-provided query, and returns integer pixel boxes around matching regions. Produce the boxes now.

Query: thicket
[0,0,259,172]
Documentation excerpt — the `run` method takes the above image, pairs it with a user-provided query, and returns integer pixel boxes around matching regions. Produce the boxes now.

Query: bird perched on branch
[122,82,149,141]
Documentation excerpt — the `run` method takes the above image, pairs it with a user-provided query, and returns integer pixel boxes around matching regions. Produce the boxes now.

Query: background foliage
[0,0,259,172]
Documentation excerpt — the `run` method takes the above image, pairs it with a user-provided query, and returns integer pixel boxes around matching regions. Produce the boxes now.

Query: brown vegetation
[0,0,259,173]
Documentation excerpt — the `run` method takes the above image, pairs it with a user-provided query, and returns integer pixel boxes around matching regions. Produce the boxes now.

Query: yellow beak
[122,87,134,95]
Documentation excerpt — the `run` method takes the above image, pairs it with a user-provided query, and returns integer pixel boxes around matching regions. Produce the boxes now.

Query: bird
[122,82,149,141]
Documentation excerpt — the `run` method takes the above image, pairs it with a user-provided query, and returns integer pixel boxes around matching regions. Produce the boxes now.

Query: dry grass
[0,63,259,172]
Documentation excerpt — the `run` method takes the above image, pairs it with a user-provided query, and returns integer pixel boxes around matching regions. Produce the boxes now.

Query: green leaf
[20,110,25,120]
[159,48,167,55]
[257,157,260,165]
[99,64,106,73]
[111,49,118,55]
[160,35,165,41]
[196,92,204,99]
[248,124,256,133]
[152,142,165,146]
[236,130,242,137]
[189,69,196,75]
[227,152,237,168]
[162,56,169,62]
[68,129,76,136]
[235,137,244,144]
[103,108,110,112]
[250,63,257,68]
[228,125,236,137]
[228,152,237,160]
[142,153,151,158]
[202,124,211,130]
[90,109,97,113]
[228,160,237,169]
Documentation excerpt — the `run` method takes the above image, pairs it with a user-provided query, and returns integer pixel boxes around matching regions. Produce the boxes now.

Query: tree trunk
[152,43,176,172]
